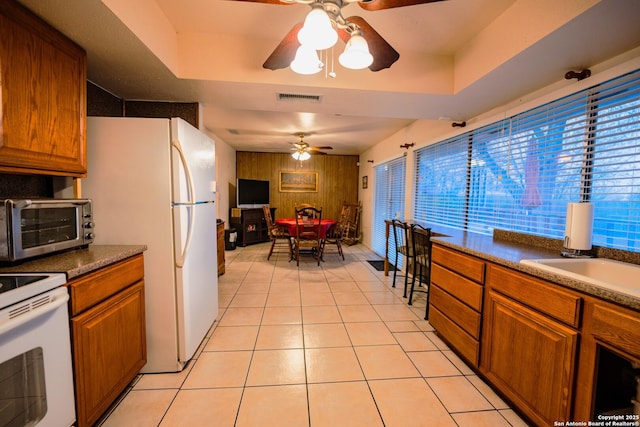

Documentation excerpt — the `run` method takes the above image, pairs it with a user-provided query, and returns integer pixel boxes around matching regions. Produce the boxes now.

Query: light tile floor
[98,242,531,427]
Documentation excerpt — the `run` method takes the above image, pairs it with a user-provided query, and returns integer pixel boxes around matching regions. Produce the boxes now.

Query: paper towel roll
[564,202,594,250]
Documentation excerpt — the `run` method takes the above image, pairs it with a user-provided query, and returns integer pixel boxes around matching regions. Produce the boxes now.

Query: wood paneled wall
[236,152,359,220]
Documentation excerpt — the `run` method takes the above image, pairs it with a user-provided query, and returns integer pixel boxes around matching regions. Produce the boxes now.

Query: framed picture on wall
[362,176,368,189]
[279,171,319,192]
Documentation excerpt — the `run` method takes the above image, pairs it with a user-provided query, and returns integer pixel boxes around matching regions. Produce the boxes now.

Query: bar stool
[391,219,414,296]
[408,224,431,318]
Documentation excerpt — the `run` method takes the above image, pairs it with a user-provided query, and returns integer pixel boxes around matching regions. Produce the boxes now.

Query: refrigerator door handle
[172,140,196,268]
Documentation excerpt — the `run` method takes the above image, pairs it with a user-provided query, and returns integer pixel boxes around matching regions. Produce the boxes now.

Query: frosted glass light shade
[292,151,311,160]
[290,45,323,75]
[297,5,338,51]
[338,33,373,70]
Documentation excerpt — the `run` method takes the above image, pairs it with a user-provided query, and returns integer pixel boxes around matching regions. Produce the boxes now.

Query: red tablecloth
[275,218,337,239]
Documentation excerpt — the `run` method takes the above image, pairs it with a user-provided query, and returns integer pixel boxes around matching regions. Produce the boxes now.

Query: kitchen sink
[519,258,640,298]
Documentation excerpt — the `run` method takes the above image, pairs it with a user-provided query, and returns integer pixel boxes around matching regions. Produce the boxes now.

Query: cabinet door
[72,281,146,427]
[0,1,86,176]
[482,291,578,426]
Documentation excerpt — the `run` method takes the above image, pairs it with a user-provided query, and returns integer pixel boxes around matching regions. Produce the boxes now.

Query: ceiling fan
[235,0,445,72]
[291,133,333,160]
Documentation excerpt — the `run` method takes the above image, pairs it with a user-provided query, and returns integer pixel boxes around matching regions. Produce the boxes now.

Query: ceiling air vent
[276,93,322,103]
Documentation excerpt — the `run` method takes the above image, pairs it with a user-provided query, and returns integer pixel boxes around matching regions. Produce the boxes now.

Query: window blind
[413,135,469,230]
[467,90,589,237]
[588,72,640,251]
[372,157,406,260]
[413,68,640,251]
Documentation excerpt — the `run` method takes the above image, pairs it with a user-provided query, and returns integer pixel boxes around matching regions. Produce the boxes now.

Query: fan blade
[358,0,445,12]
[309,146,333,150]
[340,16,399,71]
[263,23,303,70]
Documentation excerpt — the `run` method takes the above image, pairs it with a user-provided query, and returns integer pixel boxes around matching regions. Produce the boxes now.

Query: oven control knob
[84,222,95,229]
[85,233,94,240]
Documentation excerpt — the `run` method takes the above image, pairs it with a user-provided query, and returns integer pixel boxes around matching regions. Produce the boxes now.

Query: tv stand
[230,207,276,246]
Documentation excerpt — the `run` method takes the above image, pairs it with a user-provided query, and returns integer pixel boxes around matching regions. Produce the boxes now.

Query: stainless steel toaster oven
[0,198,94,262]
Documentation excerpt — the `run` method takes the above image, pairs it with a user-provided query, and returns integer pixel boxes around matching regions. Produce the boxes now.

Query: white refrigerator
[82,116,218,373]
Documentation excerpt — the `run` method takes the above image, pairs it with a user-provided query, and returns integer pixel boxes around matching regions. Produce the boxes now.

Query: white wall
[201,126,236,227]
[359,47,640,252]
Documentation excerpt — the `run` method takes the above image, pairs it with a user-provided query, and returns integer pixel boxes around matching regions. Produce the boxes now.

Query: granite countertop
[426,226,640,311]
[0,245,147,279]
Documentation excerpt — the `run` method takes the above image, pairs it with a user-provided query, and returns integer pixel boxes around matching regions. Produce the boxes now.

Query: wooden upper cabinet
[0,0,87,176]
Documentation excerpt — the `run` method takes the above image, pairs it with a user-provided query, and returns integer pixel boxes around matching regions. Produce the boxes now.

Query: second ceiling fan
[291,133,333,160]
[235,0,445,73]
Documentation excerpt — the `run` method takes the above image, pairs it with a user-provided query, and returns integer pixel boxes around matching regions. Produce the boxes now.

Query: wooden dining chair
[408,224,432,314]
[293,206,323,266]
[262,205,292,260]
[322,207,349,261]
[295,204,318,218]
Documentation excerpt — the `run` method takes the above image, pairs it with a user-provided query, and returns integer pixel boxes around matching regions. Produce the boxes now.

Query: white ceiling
[17,0,640,155]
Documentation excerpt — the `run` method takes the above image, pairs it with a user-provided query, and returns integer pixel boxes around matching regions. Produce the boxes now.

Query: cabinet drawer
[487,264,582,328]
[591,303,640,359]
[432,245,485,283]
[431,263,483,310]
[430,285,481,338]
[430,306,479,366]
[69,255,144,315]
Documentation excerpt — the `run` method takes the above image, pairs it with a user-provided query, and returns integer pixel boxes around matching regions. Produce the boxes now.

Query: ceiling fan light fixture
[338,31,373,70]
[292,150,311,161]
[297,4,338,51]
[290,45,323,75]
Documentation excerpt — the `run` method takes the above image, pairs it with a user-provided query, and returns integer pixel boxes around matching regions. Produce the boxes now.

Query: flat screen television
[237,178,270,208]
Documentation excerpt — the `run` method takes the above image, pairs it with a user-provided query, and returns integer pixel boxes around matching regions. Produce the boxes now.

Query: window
[588,75,640,250]
[372,157,406,259]
[414,134,469,230]
[414,69,640,251]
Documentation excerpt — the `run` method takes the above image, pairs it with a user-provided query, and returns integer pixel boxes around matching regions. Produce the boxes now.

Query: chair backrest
[262,205,275,232]
[295,205,320,220]
[338,204,350,227]
[295,206,322,239]
[342,202,361,240]
[391,219,409,253]
[410,224,432,264]
[294,203,314,212]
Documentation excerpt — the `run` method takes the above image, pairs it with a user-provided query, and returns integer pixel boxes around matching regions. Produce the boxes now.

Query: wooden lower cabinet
[429,244,485,367]
[573,298,640,420]
[69,255,146,427]
[482,291,578,425]
[429,245,640,425]
[217,221,225,276]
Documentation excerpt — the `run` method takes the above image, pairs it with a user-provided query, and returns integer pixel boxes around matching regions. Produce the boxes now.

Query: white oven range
[0,273,75,427]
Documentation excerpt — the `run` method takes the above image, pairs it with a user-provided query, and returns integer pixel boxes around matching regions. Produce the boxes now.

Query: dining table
[275,218,337,239]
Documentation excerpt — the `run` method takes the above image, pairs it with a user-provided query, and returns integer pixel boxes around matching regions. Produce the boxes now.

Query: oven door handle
[0,290,69,336]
